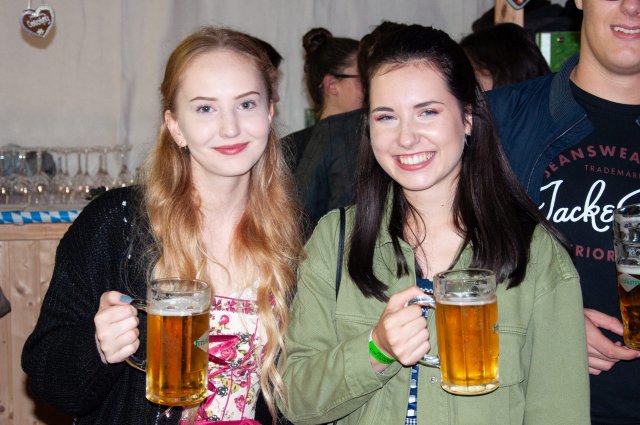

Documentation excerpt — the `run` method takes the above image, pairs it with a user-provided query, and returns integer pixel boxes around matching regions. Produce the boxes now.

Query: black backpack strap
[330,207,346,425]
[335,207,346,300]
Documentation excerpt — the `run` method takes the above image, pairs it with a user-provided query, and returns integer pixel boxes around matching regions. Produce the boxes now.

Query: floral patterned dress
[180,292,263,424]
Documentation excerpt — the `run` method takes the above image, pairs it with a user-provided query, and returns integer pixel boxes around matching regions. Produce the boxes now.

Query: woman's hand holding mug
[94,291,139,364]
[371,286,432,371]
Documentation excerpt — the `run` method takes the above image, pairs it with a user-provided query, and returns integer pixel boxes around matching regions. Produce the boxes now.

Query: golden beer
[433,269,499,395]
[126,279,211,405]
[146,310,210,406]
[617,266,640,350]
[436,297,499,395]
[613,204,640,350]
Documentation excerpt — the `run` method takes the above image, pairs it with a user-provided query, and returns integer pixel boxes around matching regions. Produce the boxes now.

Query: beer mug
[613,204,640,350]
[126,278,211,406]
[434,269,499,395]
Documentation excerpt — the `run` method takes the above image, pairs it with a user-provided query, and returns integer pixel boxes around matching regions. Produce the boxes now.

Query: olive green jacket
[280,207,590,425]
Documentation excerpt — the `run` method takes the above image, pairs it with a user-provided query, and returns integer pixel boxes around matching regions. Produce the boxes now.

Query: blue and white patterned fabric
[404,276,433,425]
[0,210,80,224]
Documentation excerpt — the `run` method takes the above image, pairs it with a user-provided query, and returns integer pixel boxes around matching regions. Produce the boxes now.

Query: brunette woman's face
[369,63,471,198]
[165,49,273,186]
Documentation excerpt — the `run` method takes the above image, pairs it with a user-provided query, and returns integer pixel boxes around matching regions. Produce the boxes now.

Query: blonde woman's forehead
[178,49,267,98]
[186,49,259,77]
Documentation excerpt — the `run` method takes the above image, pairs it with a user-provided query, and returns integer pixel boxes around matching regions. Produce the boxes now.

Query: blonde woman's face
[165,49,273,186]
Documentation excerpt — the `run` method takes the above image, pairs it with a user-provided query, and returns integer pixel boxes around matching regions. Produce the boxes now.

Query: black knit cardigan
[21,186,181,425]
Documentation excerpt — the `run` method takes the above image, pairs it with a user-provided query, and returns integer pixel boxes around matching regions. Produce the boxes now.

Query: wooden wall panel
[0,224,72,425]
[0,240,13,424]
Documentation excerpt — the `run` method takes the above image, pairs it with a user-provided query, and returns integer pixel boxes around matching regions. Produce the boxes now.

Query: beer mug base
[441,380,499,396]
[146,390,207,407]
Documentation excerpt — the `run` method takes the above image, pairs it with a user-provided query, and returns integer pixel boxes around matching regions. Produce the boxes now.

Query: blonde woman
[22,27,302,425]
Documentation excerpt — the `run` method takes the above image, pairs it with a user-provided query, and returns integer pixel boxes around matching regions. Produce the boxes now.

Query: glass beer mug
[409,269,499,395]
[434,269,499,395]
[613,204,640,350]
[127,278,211,406]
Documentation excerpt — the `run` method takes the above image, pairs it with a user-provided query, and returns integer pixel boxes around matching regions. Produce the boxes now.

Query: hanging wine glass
[0,150,10,205]
[70,149,88,203]
[114,145,133,188]
[10,149,30,206]
[83,148,97,197]
[93,147,113,191]
[29,148,51,206]
[51,148,72,205]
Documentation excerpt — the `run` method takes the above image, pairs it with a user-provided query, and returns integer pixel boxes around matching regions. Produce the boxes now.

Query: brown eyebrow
[414,100,444,108]
[371,106,394,113]
[371,100,444,114]
[189,91,261,102]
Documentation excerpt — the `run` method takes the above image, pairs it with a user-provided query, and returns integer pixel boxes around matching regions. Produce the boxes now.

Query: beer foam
[148,298,208,316]
[617,264,640,275]
[437,296,496,306]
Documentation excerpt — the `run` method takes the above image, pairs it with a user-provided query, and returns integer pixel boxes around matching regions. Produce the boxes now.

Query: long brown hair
[348,24,567,301]
[139,26,303,421]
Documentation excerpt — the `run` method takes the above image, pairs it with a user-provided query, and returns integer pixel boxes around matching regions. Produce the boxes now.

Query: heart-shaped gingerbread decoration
[21,6,55,38]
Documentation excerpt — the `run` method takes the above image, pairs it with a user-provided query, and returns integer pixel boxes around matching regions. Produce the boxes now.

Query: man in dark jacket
[487,0,640,423]
[294,108,364,231]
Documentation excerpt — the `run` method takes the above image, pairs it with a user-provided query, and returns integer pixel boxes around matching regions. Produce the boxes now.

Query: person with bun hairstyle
[282,28,362,230]
[303,28,363,122]
[283,28,362,171]
[22,26,303,425]
[291,22,406,231]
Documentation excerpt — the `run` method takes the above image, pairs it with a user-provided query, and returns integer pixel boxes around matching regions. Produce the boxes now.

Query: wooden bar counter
[0,223,73,425]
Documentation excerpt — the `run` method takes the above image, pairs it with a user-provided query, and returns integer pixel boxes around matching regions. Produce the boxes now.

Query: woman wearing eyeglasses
[283,28,362,172]
[282,28,364,234]
[302,27,363,123]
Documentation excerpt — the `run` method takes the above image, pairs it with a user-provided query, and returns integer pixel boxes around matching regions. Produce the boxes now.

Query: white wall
[0,0,495,172]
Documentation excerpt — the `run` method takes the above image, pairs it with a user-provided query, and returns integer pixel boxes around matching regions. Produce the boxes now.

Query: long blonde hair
[139,27,303,421]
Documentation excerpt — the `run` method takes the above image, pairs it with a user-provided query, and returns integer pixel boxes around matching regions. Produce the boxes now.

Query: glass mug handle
[405,296,440,367]
[124,298,147,372]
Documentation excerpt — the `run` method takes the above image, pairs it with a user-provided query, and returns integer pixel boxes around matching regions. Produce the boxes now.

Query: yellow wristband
[368,330,395,365]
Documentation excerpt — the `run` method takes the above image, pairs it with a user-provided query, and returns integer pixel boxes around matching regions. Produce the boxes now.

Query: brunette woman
[280,24,588,425]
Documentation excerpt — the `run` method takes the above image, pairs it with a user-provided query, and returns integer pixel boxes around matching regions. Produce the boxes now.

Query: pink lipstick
[214,143,249,155]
